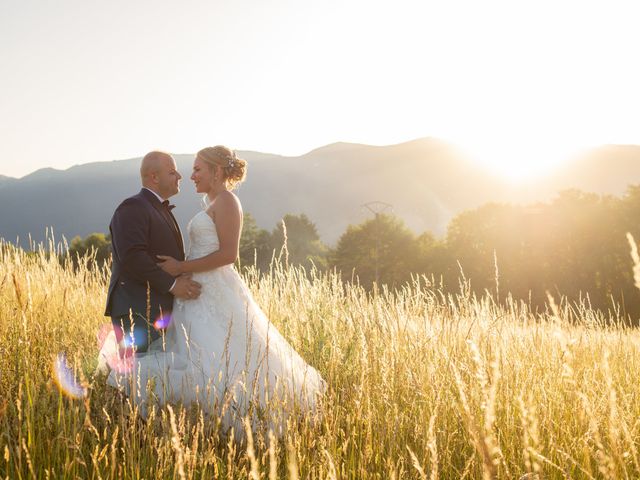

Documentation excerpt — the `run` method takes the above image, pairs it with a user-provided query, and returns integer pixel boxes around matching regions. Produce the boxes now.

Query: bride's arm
[159,192,242,275]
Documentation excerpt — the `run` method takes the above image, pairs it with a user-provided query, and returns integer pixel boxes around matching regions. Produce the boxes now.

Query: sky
[1,0,639,181]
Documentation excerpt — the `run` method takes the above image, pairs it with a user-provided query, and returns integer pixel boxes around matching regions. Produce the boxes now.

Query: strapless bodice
[186,211,219,259]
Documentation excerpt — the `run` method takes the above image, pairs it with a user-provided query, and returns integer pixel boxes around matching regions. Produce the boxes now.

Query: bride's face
[190,157,213,193]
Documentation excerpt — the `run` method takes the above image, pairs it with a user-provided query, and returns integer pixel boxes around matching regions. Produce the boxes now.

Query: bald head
[140,151,182,199]
[140,151,173,182]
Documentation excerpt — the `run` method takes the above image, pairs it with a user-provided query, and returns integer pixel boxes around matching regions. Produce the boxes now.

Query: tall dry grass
[1,236,640,479]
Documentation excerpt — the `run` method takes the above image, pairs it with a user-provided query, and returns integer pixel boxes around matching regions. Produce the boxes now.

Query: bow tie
[161,200,176,211]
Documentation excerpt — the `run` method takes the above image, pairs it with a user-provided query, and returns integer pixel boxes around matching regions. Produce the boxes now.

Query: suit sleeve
[110,198,175,294]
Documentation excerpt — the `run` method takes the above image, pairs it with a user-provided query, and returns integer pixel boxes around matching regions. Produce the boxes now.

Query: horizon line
[2,137,638,180]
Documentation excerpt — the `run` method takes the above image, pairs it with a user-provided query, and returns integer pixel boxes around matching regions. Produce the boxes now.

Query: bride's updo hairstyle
[196,145,247,190]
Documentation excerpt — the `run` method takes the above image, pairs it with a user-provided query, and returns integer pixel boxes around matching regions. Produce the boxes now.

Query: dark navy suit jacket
[105,188,185,322]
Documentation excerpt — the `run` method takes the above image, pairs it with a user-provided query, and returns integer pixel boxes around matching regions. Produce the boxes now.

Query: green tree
[441,188,640,319]
[414,231,453,288]
[270,214,328,270]
[67,232,111,269]
[331,213,420,289]
[238,213,273,271]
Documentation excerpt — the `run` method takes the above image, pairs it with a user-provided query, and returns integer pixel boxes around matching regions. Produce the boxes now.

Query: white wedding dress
[104,210,326,433]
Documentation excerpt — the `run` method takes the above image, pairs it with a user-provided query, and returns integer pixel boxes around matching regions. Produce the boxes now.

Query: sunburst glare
[457,134,586,182]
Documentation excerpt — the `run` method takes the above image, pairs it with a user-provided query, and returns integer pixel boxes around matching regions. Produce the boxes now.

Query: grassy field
[2,239,640,479]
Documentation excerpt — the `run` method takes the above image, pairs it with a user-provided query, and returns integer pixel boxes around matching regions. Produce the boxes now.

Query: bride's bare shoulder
[216,191,242,212]
[208,191,242,221]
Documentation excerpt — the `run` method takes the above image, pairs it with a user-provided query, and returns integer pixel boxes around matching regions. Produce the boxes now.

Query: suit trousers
[111,312,161,354]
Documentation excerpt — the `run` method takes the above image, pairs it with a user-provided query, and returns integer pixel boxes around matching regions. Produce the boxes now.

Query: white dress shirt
[143,187,166,203]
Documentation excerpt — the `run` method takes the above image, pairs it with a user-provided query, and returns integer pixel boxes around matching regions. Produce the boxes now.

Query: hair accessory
[228,151,237,168]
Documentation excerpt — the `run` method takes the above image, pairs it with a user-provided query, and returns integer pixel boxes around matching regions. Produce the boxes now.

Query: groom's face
[155,156,182,199]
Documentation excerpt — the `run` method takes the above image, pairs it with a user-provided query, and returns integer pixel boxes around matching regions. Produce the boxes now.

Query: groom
[104,151,201,354]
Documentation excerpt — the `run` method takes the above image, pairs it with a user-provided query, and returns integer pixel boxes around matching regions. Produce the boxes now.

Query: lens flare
[120,327,147,349]
[153,313,172,330]
[96,323,113,350]
[107,349,134,374]
[52,353,87,399]
[97,319,167,375]
[97,325,135,374]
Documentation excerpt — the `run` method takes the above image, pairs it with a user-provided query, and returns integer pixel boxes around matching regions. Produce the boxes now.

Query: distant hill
[0,175,17,188]
[549,145,640,194]
[0,138,639,248]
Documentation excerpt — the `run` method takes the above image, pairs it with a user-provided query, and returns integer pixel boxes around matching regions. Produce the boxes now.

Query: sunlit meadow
[2,235,640,479]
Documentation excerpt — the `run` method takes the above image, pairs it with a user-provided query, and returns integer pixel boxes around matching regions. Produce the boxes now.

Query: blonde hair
[196,145,247,190]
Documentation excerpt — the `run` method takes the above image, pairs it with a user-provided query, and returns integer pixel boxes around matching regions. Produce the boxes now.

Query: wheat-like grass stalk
[627,232,640,290]
[2,237,640,478]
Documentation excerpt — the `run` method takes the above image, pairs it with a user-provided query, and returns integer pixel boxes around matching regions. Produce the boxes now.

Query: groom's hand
[157,255,183,276]
[170,275,202,300]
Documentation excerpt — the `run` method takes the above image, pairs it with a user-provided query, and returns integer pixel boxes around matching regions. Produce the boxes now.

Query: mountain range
[1,138,639,248]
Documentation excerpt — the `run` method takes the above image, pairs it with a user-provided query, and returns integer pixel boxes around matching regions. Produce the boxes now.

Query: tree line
[66,185,640,320]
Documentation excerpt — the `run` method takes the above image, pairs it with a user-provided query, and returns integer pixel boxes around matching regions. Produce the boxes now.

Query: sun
[455,136,582,183]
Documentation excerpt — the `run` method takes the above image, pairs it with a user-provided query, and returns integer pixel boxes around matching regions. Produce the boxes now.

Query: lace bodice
[187,211,219,260]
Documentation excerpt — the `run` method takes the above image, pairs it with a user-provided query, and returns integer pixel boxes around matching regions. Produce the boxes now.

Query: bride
[104,146,326,433]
